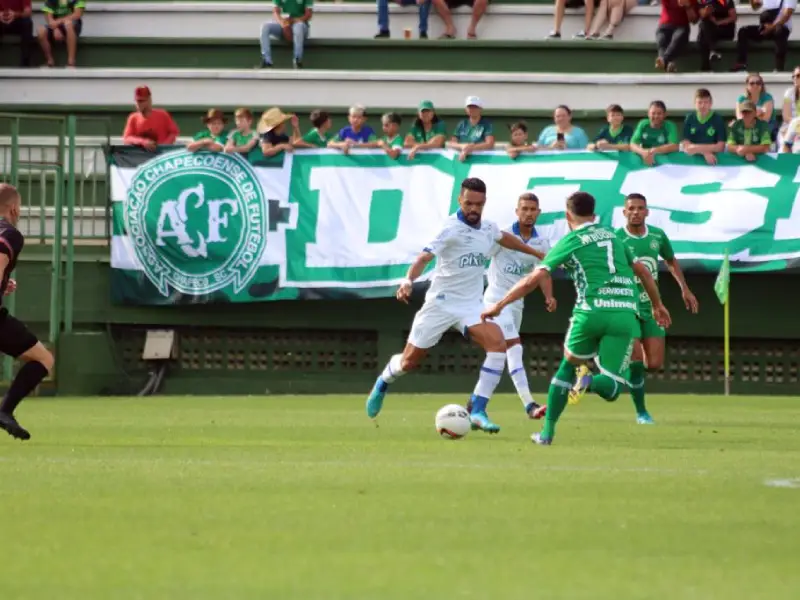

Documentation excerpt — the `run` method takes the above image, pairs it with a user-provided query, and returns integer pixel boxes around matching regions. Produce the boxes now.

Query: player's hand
[544,296,557,312]
[682,289,699,314]
[652,303,672,329]
[480,303,502,321]
[396,280,412,304]
[703,152,717,165]
[5,279,16,295]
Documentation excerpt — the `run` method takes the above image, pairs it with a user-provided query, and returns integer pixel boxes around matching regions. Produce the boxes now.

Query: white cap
[465,96,483,108]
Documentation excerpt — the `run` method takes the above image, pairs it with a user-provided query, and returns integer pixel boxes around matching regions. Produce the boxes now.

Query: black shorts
[0,308,38,358]
[46,18,82,44]
[445,0,476,8]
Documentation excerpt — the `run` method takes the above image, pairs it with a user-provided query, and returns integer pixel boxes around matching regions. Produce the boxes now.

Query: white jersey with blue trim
[423,211,503,305]
[484,222,551,308]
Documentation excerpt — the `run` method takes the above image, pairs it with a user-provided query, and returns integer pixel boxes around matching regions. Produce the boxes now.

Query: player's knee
[22,343,54,373]
[645,356,664,371]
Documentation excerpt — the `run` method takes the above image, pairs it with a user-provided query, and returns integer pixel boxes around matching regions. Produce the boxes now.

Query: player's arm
[538,271,557,312]
[497,232,546,260]
[481,267,550,321]
[396,251,434,304]
[665,257,699,313]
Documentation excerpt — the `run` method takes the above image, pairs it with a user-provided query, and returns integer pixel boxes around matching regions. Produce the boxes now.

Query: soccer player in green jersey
[481,192,671,445]
[571,193,699,423]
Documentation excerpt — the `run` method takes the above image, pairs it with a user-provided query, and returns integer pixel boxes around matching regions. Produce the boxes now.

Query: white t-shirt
[783,86,800,122]
[423,212,503,304]
[484,223,551,308]
[762,0,796,32]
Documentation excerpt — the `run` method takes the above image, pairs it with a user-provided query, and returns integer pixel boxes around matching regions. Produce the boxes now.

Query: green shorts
[564,310,638,385]
[636,309,666,339]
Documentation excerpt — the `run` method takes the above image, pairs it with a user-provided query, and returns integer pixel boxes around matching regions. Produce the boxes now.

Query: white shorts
[407,299,484,349]
[491,303,523,340]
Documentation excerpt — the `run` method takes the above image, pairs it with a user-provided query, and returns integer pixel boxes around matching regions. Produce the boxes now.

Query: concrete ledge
[0,68,789,112]
[29,2,764,42]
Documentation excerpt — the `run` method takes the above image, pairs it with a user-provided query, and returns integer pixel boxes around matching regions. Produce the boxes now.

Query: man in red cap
[122,86,180,150]
[0,0,34,67]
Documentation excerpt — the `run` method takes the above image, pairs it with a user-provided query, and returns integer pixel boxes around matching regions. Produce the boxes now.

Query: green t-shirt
[381,134,404,149]
[616,225,674,310]
[228,130,258,148]
[274,0,312,18]
[539,223,639,314]
[594,124,633,144]
[302,128,329,147]
[193,130,227,145]
[43,0,85,18]
[408,120,447,144]
[453,118,493,144]
[682,111,727,145]
[631,119,679,150]
[727,119,772,146]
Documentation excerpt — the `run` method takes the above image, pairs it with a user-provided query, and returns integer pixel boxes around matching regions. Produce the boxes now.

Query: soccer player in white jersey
[365,178,553,433]
[478,193,553,420]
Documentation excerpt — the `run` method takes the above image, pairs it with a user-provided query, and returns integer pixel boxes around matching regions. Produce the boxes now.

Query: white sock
[506,344,534,407]
[380,354,405,384]
[472,351,506,400]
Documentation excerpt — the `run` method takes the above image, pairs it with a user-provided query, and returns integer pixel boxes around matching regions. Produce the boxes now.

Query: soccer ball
[435,404,471,439]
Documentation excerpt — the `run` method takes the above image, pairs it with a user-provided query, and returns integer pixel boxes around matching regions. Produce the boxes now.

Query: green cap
[418,100,435,111]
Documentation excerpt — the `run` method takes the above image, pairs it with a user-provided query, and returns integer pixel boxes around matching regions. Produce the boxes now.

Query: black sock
[0,361,48,416]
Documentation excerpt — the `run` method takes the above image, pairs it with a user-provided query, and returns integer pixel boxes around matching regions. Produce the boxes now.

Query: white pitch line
[764,478,800,489]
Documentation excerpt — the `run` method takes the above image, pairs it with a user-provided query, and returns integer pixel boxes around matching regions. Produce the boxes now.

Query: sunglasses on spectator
[747,80,763,86]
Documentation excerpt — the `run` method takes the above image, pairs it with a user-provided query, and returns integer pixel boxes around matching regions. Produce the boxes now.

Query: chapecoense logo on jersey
[504,262,534,276]
[458,252,487,268]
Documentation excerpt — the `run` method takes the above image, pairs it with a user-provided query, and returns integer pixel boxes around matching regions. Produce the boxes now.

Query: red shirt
[0,0,32,13]
[659,0,695,26]
[122,109,180,146]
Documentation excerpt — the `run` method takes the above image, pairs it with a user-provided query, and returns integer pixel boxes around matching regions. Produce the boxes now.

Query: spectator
[507,121,536,159]
[587,0,639,40]
[431,0,487,39]
[780,114,800,152]
[448,96,495,162]
[378,113,404,159]
[258,108,300,157]
[225,108,259,157]
[187,109,228,153]
[329,104,377,154]
[735,73,775,138]
[682,88,727,165]
[655,0,698,72]
[38,0,84,68]
[122,86,180,150]
[631,100,680,166]
[375,0,430,39]
[405,100,447,159]
[258,0,313,69]
[696,0,736,71]
[727,100,771,161]
[548,0,595,39]
[588,104,633,151]
[294,110,333,148]
[0,0,33,67]
[779,67,800,145]
[537,105,589,150]
[732,0,795,73]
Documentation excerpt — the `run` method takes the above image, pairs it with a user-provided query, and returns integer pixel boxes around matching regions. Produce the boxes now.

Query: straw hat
[257,107,294,134]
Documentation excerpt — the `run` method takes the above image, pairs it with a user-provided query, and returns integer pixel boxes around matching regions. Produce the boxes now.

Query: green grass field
[1,394,798,600]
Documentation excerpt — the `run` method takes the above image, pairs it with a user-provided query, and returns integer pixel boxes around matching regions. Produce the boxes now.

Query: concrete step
[26,2,764,43]
[5,37,795,73]
[0,68,792,113]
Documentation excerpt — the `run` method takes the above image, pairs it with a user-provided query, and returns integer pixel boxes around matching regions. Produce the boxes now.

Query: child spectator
[588,104,632,151]
[329,104,377,154]
[507,121,536,159]
[187,109,227,153]
[258,107,299,158]
[38,0,84,67]
[538,105,589,150]
[225,108,259,157]
[295,110,333,148]
[631,100,680,166]
[405,100,446,160]
[727,100,772,161]
[378,113,404,159]
[682,88,727,165]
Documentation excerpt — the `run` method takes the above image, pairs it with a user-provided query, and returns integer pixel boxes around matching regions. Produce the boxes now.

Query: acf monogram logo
[125,150,268,296]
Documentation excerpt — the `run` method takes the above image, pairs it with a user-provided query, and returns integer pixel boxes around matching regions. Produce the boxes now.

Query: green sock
[629,361,647,416]
[589,374,621,401]
[541,359,576,439]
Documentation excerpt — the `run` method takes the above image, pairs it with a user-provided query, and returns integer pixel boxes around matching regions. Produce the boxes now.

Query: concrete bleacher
[29,2,765,43]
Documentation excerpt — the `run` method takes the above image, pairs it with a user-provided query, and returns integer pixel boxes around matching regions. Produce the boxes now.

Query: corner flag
[714,250,730,305]
[715,251,731,395]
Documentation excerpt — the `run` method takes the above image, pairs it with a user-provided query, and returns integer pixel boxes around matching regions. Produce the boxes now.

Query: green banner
[109,147,800,305]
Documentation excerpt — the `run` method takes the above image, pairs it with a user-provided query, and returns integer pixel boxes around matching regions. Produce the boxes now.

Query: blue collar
[512,221,537,242]
[456,209,480,230]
